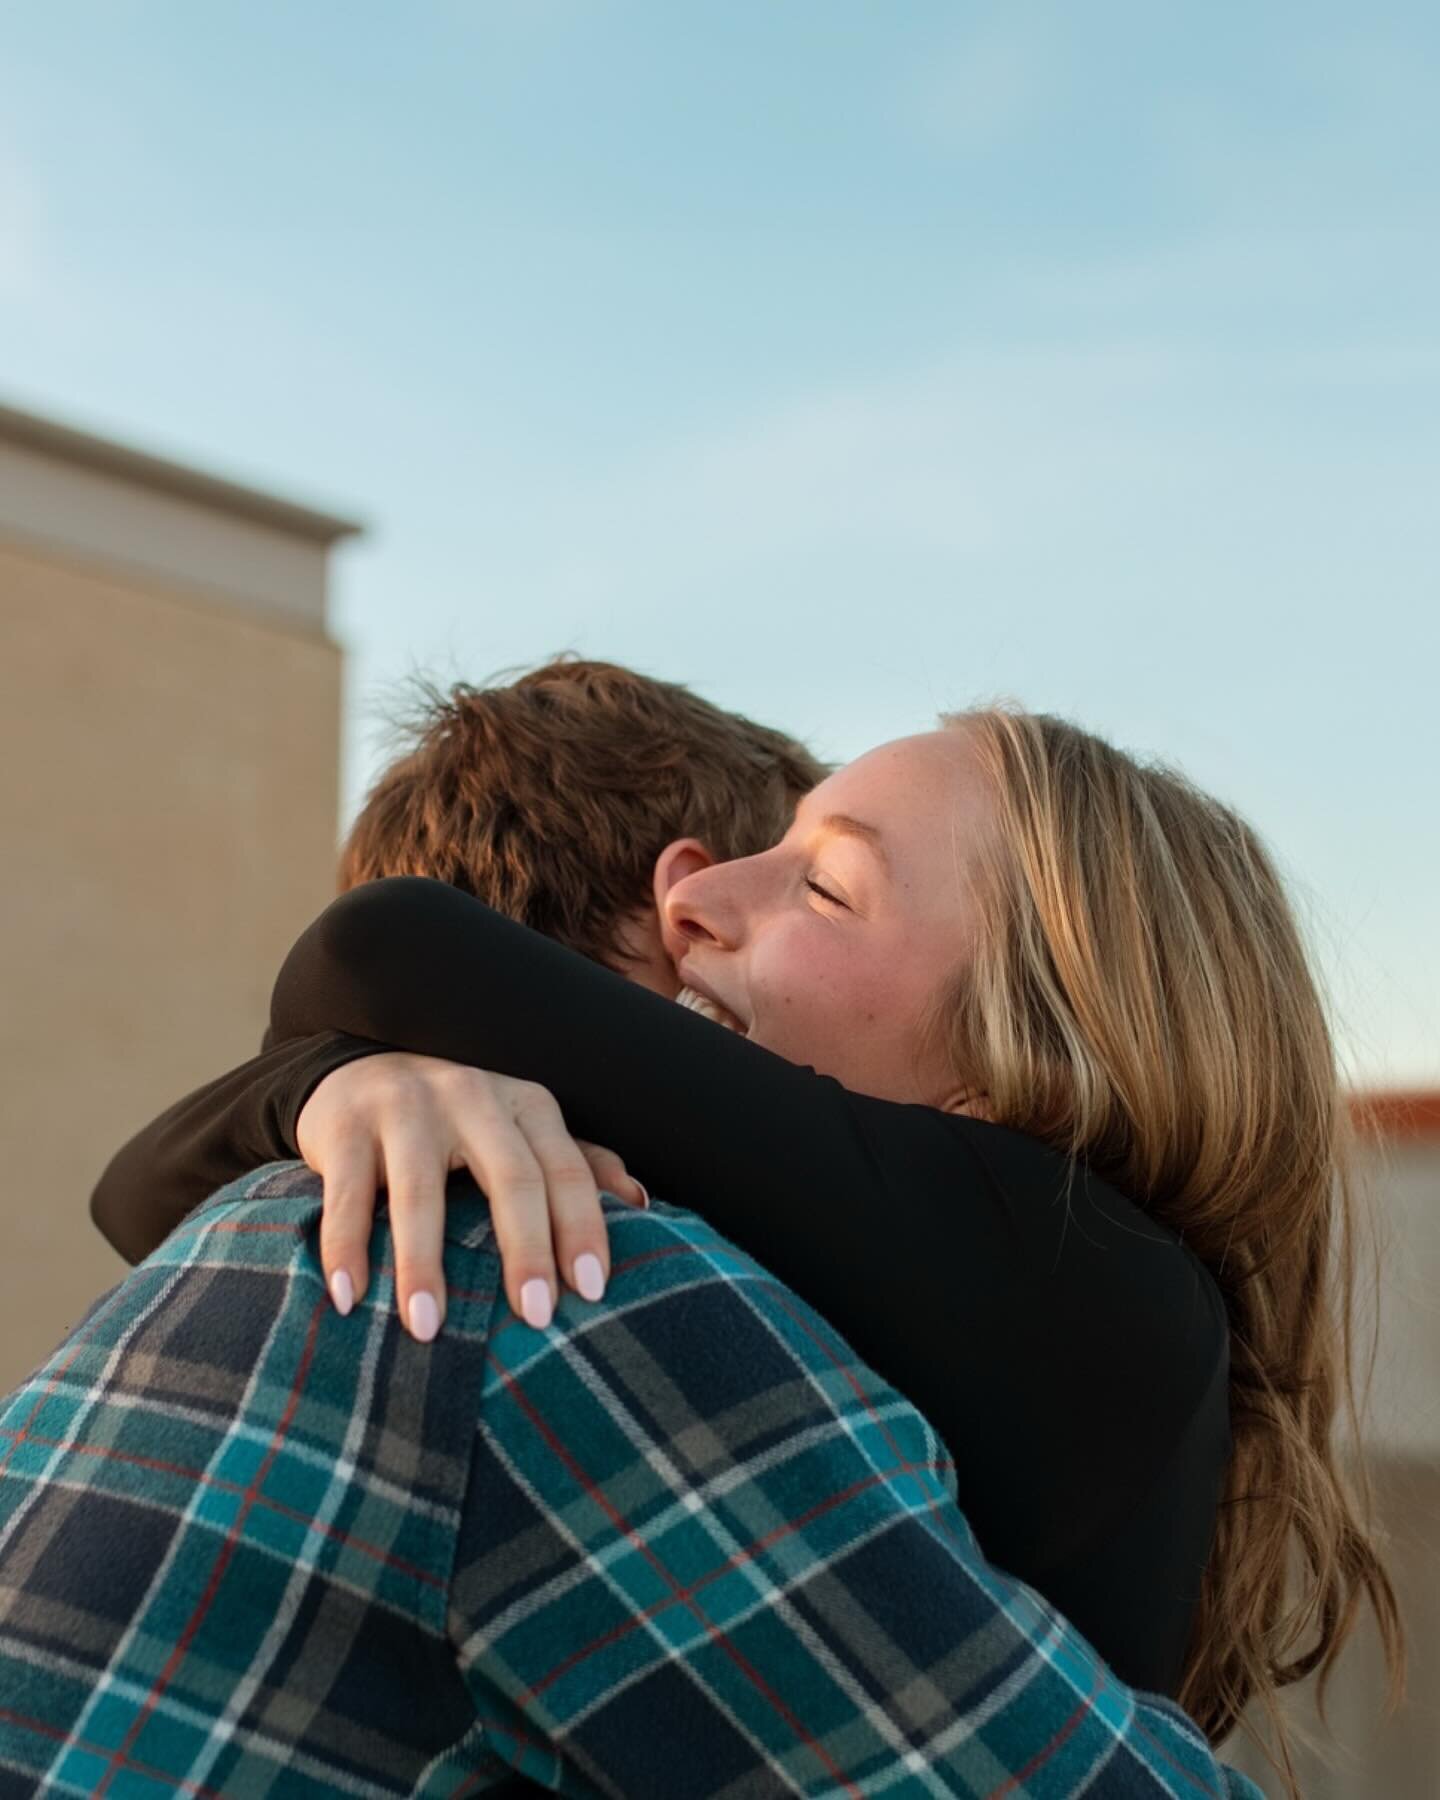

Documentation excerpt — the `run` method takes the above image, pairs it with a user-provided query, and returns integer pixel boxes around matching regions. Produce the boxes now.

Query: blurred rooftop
[0,398,363,543]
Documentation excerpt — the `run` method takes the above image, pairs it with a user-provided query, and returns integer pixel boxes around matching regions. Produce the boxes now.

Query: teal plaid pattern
[0,1162,1261,1797]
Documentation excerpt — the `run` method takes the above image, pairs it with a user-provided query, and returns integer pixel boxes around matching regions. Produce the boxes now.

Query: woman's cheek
[746,984,820,1067]
[748,933,854,1066]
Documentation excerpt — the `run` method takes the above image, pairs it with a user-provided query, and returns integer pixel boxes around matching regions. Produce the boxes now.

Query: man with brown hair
[90,653,830,1264]
[337,656,830,978]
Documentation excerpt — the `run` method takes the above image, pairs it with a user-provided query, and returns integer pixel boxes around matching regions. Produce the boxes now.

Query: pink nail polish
[409,1291,440,1343]
[573,1253,605,1302]
[329,1270,354,1317]
[521,1278,553,1330]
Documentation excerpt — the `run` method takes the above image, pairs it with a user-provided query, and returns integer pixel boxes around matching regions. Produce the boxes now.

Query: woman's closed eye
[805,876,849,909]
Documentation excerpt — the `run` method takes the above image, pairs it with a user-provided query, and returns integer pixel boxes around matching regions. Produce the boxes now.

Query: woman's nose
[671,910,717,945]
[662,862,745,963]
[665,885,726,949]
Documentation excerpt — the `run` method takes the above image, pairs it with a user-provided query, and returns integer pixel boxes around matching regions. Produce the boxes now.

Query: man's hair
[338,654,831,969]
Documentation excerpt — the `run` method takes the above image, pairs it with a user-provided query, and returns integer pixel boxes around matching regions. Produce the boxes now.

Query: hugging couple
[0,656,1399,1796]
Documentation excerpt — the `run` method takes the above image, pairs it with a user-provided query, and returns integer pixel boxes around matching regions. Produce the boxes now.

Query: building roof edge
[0,398,365,545]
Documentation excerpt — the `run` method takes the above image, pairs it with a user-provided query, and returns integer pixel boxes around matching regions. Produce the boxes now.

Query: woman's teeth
[675,985,745,1033]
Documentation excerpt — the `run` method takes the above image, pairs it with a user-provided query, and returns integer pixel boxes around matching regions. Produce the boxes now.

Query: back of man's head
[338,654,830,970]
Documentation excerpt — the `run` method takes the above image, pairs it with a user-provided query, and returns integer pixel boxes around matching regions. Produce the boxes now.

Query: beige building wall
[0,402,357,1390]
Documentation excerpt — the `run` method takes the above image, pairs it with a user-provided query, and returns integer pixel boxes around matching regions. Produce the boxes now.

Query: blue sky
[2,2,1436,1083]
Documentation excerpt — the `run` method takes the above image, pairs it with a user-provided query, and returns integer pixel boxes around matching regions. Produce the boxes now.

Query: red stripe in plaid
[485,1335,869,1800]
[94,1294,330,1794]
[163,1218,309,1254]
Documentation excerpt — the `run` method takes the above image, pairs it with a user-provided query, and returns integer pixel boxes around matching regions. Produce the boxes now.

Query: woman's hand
[295,1052,648,1341]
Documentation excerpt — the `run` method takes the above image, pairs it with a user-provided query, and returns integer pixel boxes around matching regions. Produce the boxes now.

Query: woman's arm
[90,1031,386,1263]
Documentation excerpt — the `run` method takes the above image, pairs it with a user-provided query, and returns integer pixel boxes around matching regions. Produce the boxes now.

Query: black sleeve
[89,1031,386,1264]
[268,880,1022,1328]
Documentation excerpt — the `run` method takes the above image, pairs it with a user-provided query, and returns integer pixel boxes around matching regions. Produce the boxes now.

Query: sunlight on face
[662,728,994,1110]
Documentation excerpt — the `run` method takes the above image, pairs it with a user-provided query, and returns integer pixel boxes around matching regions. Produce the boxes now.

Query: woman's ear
[652,837,718,969]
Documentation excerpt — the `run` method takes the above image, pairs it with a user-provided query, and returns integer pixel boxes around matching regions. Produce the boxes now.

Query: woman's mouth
[675,985,747,1035]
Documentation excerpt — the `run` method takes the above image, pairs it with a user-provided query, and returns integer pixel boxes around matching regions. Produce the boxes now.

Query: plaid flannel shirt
[0,1161,1260,1798]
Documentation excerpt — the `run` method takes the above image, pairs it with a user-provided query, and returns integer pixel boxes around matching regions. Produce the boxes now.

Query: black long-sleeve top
[91,876,1232,1701]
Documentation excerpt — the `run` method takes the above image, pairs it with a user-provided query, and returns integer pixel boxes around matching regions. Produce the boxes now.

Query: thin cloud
[903,18,1058,152]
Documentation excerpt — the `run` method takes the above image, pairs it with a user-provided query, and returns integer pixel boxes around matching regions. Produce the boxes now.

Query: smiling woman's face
[659,728,995,1110]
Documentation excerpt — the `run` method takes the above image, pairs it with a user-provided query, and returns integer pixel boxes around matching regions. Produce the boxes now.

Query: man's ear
[944,1089,994,1121]
[652,837,717,969]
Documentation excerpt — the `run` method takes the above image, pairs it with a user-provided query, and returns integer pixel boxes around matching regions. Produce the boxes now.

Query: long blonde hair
[929,706,1403,1792]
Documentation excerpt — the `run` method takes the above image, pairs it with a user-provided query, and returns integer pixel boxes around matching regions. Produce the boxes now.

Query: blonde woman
[94,706,1402,1790]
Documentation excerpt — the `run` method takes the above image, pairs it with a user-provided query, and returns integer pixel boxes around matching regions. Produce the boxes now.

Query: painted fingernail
[573,1253,605,1302]
[408,1291,440,1343]
[632,1179,650,1210]
[329,1270,354,1317]
[521,1278,553,1330]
